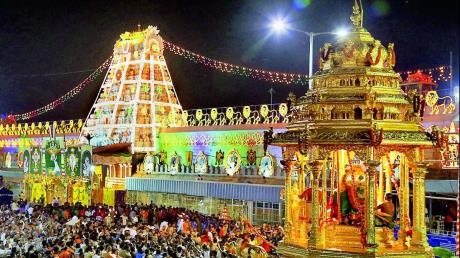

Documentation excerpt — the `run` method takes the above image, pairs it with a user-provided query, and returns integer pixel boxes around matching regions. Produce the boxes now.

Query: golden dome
[318,0,396,74]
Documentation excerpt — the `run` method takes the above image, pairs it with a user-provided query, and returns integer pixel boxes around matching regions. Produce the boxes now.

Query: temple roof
[271,0,434,149]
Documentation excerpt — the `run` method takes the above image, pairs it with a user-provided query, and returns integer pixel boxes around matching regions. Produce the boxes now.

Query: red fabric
[58,248,74,258]
[261,241,271,252]
[299,188,322,201]
[200,234,210,244]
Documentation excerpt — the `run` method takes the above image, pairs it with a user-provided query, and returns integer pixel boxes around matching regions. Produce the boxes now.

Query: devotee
[375,193,395,228]
[0,200,283,258]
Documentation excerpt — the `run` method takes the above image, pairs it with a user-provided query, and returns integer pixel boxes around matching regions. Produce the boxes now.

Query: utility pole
[268,87,275,107]
[449,51,453,95]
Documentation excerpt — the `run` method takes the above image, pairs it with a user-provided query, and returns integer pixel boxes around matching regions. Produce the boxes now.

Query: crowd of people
[0,200,284,258]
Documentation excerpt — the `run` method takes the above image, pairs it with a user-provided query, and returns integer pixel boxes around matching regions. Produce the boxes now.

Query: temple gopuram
[271,1,441,257]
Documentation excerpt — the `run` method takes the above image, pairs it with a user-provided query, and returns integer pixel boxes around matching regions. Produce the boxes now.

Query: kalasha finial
[137,23,141,32]
[350,0,363,29]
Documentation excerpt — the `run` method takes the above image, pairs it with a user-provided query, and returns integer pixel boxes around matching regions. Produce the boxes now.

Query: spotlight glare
[335,28,349,37]
[270,18,288,33]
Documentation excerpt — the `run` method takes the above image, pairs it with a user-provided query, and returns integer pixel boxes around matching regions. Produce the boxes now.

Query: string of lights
[9,40,453,121]
[0,69,97,78]
[163,40,310,85]
[165,40,453,84]
[399,65,452,83]
[13,56,113,121]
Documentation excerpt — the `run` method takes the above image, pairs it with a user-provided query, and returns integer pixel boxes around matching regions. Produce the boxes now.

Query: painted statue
[259,154,275,177]
[340,164,366,225]
[319,42,334,70]
[195,151,208,174]
[225,149,242,176]
[144,153,154,174]
[247,149,256,166]
[170,152,179,174]
[216,150,224,166]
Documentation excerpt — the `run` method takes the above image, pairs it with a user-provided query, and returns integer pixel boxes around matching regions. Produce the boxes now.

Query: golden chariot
[268,1,441,257]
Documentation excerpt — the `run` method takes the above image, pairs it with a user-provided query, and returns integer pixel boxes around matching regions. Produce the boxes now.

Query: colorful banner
[30,147,42,174]
[23,150,30,173]
[44,139,63,176]
[23,138,92,177]
[81,150,92,177]
[65,147,81,176]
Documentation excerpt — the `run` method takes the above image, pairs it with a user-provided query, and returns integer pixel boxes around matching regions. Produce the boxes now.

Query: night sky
[0,0,458,122]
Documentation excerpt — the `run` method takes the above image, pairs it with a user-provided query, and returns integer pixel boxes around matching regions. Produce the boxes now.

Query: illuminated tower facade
[82,26,183,153]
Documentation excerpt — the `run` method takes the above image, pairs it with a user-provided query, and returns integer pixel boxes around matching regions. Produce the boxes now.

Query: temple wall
[157,125,286,168]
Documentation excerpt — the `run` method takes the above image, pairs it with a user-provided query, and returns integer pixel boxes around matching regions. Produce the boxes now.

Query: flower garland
[163,40,310,85]
[14,56,113,121]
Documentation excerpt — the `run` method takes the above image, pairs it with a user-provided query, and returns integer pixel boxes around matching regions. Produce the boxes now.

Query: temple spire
[350,0,363,29]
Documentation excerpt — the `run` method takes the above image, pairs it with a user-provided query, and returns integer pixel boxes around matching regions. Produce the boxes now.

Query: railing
[138,164,286,178]
[181,103,290,127]
[429,220,457,237]
[0,103,290,138]
[0,119,83,137]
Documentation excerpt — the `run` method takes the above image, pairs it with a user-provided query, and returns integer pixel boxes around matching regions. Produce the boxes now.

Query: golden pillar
[309,160,322,249]
[377,160,384,204]
[365,160,379,249]
[384,155,392,196]
[398,154,410,242]
[321,159,328,219]
[298,159,308,245]
[413,163,429,247]
[285,160,293,242]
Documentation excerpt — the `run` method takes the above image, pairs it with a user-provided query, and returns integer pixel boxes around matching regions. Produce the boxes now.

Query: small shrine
[270,1,439,257]
[218,205,232,221]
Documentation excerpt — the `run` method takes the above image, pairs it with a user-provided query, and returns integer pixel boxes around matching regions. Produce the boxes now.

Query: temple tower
[81,26,183,153]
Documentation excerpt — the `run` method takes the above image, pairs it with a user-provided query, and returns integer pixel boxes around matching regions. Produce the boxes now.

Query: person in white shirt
[11,202,18,213]
[177,218,184,233]
[121,214,128,226]
[159,221,168,231]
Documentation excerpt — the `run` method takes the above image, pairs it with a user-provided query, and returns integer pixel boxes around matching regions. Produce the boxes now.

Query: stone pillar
[309,160,322,249]
[365,160,379,249]
[412,163,429,247]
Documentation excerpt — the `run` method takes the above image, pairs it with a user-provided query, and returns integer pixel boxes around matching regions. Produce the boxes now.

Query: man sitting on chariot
[375,193,395,228]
